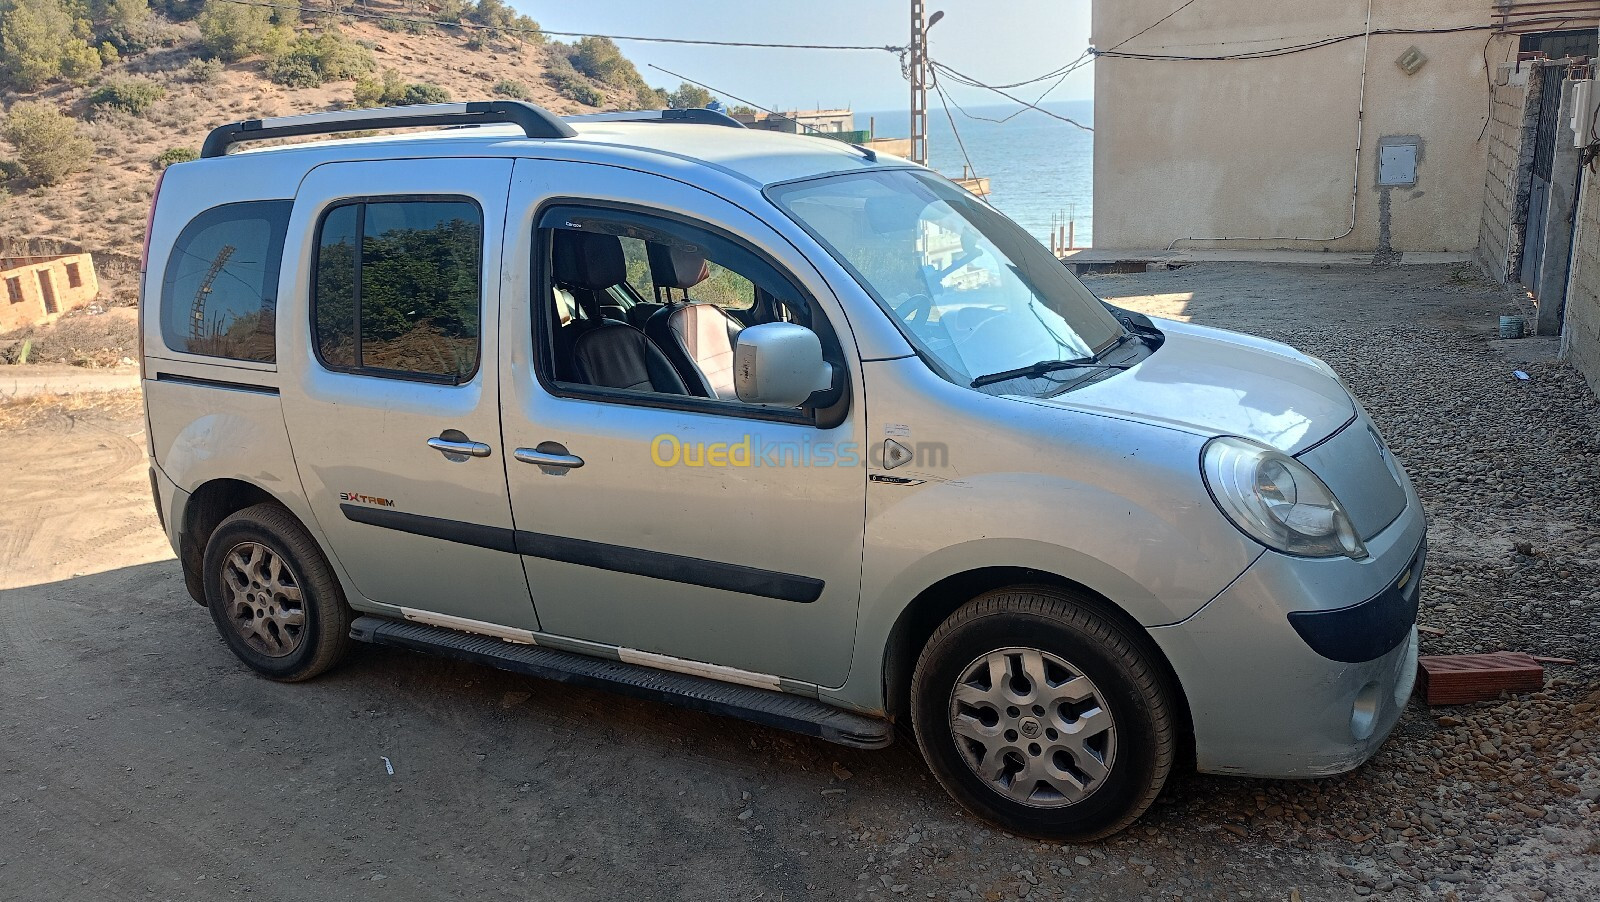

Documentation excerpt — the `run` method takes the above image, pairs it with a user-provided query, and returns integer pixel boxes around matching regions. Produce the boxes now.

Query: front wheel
[910,586,1177,841]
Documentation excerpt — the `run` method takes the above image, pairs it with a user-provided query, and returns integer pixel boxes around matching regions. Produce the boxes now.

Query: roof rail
[199,100,576,158]
[563,108,746,129]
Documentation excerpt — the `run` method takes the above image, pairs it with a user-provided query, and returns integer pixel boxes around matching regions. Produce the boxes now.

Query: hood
[1029,319,1355,454]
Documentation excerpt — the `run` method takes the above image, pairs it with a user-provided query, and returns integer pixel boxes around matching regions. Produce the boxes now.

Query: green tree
[196,0,288,61]
[95,0,153,54]
[462,0,539,43]
[666,82,712,110]
[1,101,94,185]
[0,0,103,90]
[569,36,629,85]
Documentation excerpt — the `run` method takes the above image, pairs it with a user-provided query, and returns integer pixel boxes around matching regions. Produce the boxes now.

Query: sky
[509,1,1094,114]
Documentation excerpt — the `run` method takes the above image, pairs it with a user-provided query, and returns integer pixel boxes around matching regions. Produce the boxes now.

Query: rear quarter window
[160,200,292,363]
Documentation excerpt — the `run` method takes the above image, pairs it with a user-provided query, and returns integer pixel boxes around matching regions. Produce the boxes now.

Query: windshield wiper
[970,358,1131,388]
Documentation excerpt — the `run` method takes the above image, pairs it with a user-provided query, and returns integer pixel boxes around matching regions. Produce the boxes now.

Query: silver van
[141,101,1424,840]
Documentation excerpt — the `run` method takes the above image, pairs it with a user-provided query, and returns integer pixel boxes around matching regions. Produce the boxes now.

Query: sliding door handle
[514,446,584,469]
[427,436,491,459]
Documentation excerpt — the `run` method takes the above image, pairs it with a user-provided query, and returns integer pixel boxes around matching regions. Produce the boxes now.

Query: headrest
[552,230,626,290]
[647,242,710,290]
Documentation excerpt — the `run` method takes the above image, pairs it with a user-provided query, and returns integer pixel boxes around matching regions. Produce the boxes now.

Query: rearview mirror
[733,322,834,407]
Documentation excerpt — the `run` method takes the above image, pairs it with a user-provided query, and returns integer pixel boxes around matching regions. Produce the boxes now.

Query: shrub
[87,77,167,116]
[400,82,449,105]
[352,69,450,107]
[267,29,373,87]
[152,146,197,169]
[543,53,603,107]
[378,15,426,35]
[463,32,484,52]
[149,0,203,23]
[1,102,94,185]
[196,0,288,61]
[98,0,156,54]
[183,56,222,83]
[0,0,103,90]
[352,68,399,107]
[265,55,317,87]
[492,78,526,99]
[666,82,712,110]
[549,74,601,106]
[568,36,628,85]
[0,158,24,181]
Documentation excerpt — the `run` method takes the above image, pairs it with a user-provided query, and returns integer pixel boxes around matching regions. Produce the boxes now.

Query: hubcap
[221,542,306,658]
[947,647,1117,808]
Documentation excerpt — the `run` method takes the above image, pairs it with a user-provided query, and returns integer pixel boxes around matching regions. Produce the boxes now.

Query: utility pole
[909,3,942,167]
[910,1,928,166]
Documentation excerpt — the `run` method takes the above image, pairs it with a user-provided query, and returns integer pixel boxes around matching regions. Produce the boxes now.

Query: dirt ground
[2,262,1598,901]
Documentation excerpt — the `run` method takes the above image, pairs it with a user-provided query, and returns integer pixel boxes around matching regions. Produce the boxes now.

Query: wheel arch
[882,567,1195,768]
[179,478,299,604]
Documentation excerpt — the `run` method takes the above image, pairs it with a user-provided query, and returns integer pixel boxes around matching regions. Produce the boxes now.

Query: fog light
[1350,681,1380,741]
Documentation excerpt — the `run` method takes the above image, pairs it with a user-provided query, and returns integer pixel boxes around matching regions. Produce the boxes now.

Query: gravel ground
[1083,263,1600,900]
[1,262,1597,901]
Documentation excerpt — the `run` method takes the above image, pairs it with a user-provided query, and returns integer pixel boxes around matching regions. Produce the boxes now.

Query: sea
[859,99,1094,247]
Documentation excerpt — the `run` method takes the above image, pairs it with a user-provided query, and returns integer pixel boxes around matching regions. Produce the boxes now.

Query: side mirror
[733,322,834,407]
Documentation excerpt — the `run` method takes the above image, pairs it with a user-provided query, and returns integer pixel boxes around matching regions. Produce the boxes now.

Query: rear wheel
[910,586,1176,841]
[203,503,352,682]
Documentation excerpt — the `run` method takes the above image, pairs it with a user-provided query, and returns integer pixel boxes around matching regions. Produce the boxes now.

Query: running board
[348,616,893,749]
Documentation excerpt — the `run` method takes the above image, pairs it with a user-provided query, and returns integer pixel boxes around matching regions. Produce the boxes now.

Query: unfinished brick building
[0,253,98,331]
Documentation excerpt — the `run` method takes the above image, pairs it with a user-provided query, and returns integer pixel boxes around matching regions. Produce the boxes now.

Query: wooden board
[1417,652,1544,705]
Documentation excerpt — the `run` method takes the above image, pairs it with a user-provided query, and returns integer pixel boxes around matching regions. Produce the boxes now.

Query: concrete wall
[0,253,99,332]
[1562,163,1600,397]
[1478,64,1537,283]
[1091,0,1513,252]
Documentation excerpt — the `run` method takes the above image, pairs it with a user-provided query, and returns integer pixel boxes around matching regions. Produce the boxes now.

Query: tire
[202,502,352,682]
[910,586,1176,841]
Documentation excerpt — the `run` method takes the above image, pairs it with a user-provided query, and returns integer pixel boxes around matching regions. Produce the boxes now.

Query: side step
[349,616,893,749]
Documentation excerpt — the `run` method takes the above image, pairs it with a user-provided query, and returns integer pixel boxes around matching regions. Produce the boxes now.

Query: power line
[212,0,905,52]
[952,49,1094,91]
[929,60,1093,131]
[924,0,1194,118]
[644,64,878,160]
[927,75,989,204]
[1094,19,1584,61]
[1106,0,1202,52]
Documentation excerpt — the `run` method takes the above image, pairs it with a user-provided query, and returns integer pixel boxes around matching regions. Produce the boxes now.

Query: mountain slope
[0,0,656,300]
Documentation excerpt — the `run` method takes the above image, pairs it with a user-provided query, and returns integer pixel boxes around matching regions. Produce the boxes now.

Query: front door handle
[514,446,585,470]
[427,435,491,459]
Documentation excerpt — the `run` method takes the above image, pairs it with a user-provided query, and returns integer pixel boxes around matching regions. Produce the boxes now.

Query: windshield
[769,169,1125,391]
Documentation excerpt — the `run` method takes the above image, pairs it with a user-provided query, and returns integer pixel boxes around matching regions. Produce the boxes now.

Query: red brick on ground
[1417,652,1545,705]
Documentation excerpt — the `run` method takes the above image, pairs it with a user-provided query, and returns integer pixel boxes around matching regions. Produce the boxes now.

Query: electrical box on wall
[1377,136,1421,187]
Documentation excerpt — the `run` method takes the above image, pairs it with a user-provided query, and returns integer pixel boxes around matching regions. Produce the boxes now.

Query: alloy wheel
[220,541,306,658]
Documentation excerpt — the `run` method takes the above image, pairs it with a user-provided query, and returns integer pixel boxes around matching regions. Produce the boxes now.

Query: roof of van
[228,119,905,187]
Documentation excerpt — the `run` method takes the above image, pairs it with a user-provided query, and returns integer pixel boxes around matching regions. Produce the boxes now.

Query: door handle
[514,447,584,469]
[427,436,491,459]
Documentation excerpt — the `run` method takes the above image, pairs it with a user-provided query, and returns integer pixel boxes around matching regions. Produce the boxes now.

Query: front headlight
[1202,436,1368,560]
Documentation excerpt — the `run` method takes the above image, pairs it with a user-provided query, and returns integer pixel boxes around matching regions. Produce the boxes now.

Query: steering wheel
[893,293,934,325]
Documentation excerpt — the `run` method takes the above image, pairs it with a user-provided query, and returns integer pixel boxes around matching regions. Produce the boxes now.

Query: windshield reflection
[769,168,1125,391]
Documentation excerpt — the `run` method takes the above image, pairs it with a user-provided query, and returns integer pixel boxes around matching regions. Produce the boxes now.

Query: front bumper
[1149,501,1426,778]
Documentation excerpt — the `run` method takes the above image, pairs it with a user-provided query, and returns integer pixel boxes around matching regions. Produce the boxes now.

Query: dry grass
[0,388,143,429]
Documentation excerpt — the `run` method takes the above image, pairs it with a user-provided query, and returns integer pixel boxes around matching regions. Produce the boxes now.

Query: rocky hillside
[0,0,687,302]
